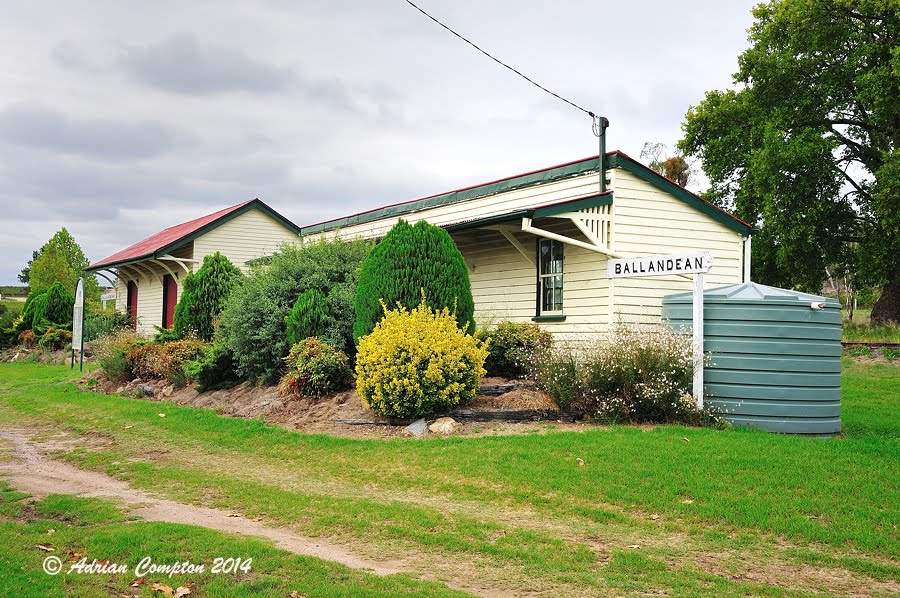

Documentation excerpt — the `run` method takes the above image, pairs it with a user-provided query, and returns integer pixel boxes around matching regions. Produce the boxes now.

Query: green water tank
[662,282,842,434]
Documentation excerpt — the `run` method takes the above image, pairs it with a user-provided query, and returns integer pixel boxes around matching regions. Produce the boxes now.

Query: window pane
[540,240,551,274]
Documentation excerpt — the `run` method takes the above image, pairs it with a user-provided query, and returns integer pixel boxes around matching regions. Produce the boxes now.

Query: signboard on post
[608,252,712,409]
[607,252,713,278]
[71,278,85,371]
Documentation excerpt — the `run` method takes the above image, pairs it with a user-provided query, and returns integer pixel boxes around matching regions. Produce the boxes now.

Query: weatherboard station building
[89,151,752,342]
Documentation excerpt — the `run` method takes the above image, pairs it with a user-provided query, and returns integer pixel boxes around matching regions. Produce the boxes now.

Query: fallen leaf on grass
[252,516,263,522]
[174,586,192,597]
[576,457,585,467]
[649,514,660,520]
[124,425,135,430]
[151,583,173,596]
[65,548,82,561]
[227,513,241,517]
[47,529,55,535]
[627,544,641,549]
[158,413,166,418]
[131,578,146,587]
[681,437,690,443]
[36,544,54,552]
[681,499,694,505]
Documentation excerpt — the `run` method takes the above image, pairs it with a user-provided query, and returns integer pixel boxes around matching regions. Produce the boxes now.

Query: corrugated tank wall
[662,282,842,434]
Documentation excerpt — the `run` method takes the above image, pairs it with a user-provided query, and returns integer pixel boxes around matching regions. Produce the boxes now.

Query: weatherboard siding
[609,168,744,325]
[452,226,612,346]
[192,208,300,272]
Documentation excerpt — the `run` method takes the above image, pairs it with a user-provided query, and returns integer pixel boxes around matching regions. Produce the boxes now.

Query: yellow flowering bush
[355,300,488,418]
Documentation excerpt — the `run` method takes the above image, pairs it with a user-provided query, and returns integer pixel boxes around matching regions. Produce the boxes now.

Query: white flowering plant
[536,325,723,426]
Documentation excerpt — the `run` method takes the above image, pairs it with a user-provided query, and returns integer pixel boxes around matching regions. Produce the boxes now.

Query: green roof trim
[532,193,612,219]
[300,157,601,236]
[154,200,303,258]
[443,210,532,232]
[299,152,752,237]
[605,154,753,236]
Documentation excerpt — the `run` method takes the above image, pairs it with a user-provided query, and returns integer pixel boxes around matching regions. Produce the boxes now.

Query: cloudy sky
[0,0,757,285]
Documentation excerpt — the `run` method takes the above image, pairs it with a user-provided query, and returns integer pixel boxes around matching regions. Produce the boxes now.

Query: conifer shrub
[353,219,474,343]
[173,252,243,341]
[482,321,553,379]
[355,299,488,418]
[285,289,333,346]
[278,337,353,398]
[219,239,372,383]
[30,282,74,331]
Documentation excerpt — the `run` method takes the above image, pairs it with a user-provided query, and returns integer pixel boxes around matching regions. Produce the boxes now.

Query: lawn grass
[0,360,897,595]
[843,308,900,343]
[0,482,467,597]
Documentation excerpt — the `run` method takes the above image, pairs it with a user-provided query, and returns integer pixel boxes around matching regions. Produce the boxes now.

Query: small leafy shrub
[278,337,353,398]
[126,339,209,383]
[573,326,707,424]
[356,299,488,418]
[219,238,372,383]
[285,289,333,346]
[354,219,474,343]
[881,348,898,360]
[183,344,243,392]
[533,350,579,411]
[482,321,553,378]
[153,326,182,343]
[83,310,131,342]
[93,330,142,383]
[0,301,23,330]
[17,330,37,348]
[38,328,72,351]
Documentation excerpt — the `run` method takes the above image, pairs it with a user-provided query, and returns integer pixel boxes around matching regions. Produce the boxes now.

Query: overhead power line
[402,0,597,119]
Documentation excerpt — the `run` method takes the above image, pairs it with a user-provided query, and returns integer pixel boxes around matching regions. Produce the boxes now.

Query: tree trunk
[871,276,900,324]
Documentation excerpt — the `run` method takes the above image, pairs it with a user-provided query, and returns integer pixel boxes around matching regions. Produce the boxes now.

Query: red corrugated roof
[88,199,257,270]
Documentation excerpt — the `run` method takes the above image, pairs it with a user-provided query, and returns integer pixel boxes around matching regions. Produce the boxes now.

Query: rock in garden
[161,385,175,398]
[428,417,459,435]
[136,384,157,397]
[403,418,428,437]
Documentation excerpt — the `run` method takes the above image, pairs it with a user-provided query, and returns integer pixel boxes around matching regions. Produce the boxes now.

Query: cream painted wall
[608,169,745,326]
[193,209,300,272]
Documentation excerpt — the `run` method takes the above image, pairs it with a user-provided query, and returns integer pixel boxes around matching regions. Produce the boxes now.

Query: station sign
[608,252,712,279]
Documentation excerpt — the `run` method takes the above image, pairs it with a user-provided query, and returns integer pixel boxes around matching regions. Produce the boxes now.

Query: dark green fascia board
[300,157,602,235]
[443,210,533,232]
[87,199,302,272]
[532,192,612,219]
[444,192,613,232]
[606,154,753,236]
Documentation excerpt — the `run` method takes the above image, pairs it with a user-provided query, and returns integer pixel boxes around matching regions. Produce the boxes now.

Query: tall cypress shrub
[173,252,242,341]
[353,219,475,342]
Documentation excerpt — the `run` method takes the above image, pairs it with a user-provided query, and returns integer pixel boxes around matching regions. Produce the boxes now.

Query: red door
[162,275,177,329]
[127,280,138,330]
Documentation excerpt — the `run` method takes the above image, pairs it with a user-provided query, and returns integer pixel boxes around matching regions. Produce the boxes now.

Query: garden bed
[82,374,571,439]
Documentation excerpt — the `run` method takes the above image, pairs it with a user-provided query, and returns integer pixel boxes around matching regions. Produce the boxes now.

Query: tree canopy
[26,228,100,301]
[679,0,899,321]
